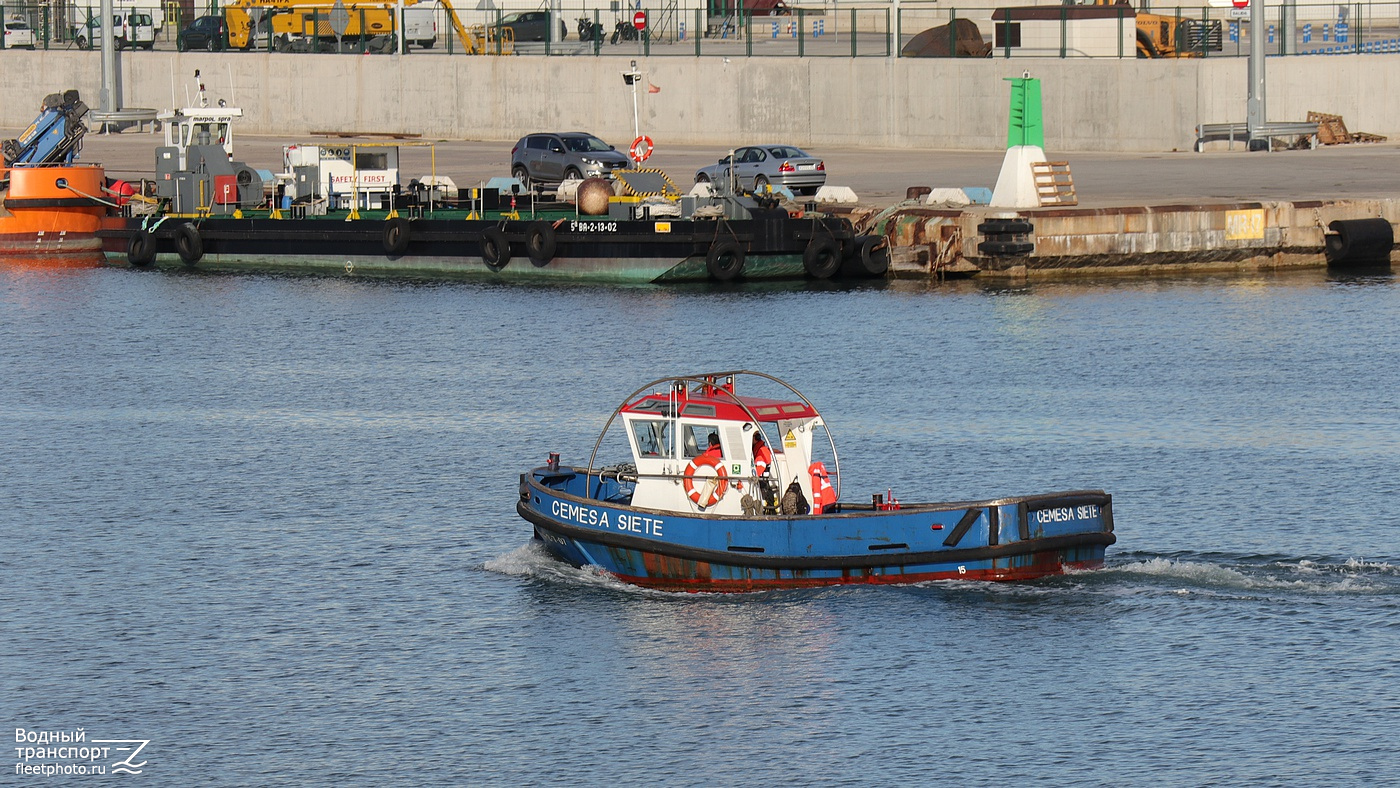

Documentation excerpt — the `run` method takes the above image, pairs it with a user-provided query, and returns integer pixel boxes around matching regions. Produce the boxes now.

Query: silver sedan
[694,145,826,196]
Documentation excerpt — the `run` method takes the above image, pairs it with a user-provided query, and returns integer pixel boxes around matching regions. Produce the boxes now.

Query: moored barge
[93,102,888,283]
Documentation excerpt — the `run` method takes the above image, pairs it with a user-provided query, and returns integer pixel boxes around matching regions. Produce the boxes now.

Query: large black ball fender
[174,222,204,264]
[705,240,745,281]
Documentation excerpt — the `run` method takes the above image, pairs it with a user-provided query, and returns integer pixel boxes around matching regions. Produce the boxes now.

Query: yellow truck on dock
[224,0,507,54]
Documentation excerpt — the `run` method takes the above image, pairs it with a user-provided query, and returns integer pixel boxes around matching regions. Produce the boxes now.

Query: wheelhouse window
[682,423,719,458]
[631,420,672,459]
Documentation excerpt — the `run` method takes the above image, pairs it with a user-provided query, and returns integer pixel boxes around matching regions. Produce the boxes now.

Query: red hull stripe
[606,558,1106,593]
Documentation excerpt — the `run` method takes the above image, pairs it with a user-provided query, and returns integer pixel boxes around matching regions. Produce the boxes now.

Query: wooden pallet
[1307,111,1351,145]
[1032,161,1077,206]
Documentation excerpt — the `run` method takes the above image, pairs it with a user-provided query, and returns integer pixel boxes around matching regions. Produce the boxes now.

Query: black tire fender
[127,231,157,267]
[174,223,204,264]
[802,237,841,279]
[851,235,889,277]
[481,227,512,269]
[705,240,746,281]
[525,220,557,265]
[977,219,1034,236]
[383,217,411,256]
[977,240,1035,257]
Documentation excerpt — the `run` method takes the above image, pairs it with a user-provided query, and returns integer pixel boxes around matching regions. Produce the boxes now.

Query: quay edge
[872,198,1400,280]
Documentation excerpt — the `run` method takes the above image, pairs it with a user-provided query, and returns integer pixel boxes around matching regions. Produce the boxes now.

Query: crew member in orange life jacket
[810,462,835,515]
[751,432,772,478]
[701,432,722,460]
[752,431,778,510]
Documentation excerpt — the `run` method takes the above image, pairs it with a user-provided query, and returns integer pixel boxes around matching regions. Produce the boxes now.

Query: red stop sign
[1231,0,1247,7]
[632,10,647,30]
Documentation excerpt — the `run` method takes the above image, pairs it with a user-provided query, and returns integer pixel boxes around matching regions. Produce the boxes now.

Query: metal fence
[1,1,1398,58]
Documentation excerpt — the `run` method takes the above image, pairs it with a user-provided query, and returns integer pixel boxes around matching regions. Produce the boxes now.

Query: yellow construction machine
[1089,0,1223,57]
[225,0,510,54]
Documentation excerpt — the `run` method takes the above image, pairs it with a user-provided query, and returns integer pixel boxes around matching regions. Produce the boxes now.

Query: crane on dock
[224,0,513,54]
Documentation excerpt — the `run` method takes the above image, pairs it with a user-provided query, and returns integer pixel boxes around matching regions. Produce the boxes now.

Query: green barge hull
[99,207,888,284]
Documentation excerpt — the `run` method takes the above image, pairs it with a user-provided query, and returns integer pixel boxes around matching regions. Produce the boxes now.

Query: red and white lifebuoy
[629,135,654,164]
[683,454,729,508]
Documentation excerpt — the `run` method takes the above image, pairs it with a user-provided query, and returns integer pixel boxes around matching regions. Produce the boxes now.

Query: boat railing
[584,370,841,502]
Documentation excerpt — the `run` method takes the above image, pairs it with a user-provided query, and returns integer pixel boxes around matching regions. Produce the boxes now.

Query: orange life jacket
[808,461,835,514]
[753,443,772,477]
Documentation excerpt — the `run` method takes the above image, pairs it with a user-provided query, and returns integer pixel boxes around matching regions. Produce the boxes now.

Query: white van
[73,11,156,49]
[404,7,436,49]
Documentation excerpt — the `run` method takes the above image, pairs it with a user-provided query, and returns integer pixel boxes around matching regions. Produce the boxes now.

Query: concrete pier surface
[51,130,1400,210]
[20,127,1400,279]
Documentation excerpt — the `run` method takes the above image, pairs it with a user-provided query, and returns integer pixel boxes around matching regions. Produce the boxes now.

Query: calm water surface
[2,268,1398,785]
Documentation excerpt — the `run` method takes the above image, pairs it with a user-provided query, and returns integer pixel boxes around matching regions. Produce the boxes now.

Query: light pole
[1246,0,1265,149]
[624,59,641,141]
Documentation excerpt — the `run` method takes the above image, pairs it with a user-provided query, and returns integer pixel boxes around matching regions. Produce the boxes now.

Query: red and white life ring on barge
[683,454,728,509]
[629,135,654,164]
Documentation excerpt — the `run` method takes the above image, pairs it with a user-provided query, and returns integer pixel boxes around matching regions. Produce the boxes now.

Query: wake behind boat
[517,371,1115,592]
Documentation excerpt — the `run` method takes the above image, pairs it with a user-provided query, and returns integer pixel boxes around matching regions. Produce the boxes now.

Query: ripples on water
[2,268,1398,785]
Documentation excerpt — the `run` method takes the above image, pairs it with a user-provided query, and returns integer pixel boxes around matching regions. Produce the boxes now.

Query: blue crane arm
[2,90,89,167]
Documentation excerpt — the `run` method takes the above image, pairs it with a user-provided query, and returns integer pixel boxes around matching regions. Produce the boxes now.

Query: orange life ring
[683,454,729,508]
[629,135,654,163]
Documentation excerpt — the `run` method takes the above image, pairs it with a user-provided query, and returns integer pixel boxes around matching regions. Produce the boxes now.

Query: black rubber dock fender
[175,222,204,264]
[1325,218,1394,266]
[977,218,1035,257]
[844,235,890,277]
[481,227,511,269]
[705,240,745,281]
[803,237,841,279]
[978,240,1035,256]
[127,230,157,266]
[525,220,557,265]
[382,217,411,256]
[978,218,1033,236]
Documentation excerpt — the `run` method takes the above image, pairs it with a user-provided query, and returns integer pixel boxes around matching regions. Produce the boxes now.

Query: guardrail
[1194,120,1320,151]
[1,0,1398,58]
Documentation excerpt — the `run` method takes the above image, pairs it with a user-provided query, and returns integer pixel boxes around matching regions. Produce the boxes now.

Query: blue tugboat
[518,372,1115,592]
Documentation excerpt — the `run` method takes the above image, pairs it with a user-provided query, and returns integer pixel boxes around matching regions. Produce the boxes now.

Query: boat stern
[985,491,1115,578]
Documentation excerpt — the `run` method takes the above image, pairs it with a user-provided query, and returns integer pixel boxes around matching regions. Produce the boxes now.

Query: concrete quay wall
[880,198,1399,279]
[1,50,1396,153]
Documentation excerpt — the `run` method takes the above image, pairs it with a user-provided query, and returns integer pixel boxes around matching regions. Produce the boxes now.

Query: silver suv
[510,132,631,190]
